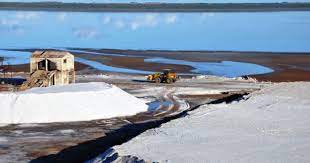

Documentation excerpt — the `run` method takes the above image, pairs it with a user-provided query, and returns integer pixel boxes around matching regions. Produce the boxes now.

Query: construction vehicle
[147,69,179,84]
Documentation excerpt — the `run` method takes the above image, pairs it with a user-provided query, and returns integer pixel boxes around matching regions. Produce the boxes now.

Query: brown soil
[106,56,193,73]
[77,62,92,71]
[250,68,310,82]
[74,53,193,73]
[0,85,14,91]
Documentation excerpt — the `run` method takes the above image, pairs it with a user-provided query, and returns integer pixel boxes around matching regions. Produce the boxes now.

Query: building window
[64,59,67,64]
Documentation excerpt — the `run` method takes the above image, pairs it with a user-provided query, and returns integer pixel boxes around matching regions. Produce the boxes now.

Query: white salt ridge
[111,82,310,163]
[0,82,147,124]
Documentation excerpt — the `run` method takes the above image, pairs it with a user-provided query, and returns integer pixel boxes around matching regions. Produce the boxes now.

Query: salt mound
[0,82,147,124]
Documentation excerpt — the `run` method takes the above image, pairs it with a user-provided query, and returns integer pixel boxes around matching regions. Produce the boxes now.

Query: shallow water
[145,57,273,77]
[148,101,173,112]
[76,57,153,74]
[1,11,310,52]
[0,50,30,65]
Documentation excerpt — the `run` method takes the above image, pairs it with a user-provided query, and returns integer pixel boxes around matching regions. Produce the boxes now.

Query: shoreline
[2,48,310,82]
[1,2,310,12]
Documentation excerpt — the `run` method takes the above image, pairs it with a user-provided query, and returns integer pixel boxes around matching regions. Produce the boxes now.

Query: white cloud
[101,13,176,31]
[130,22,140,30]
[73,27,101,39]
[115,20,125,29]
[11,27,25,35]
[144,14,158,27]
[0,19,25,36]
[103,16,111,24]
[200,13,215,20]
[57,13,67,22]
[101,14,160,30]
[15,12,40,20]
[0,13,39,36]
[165,14,177,24]
[0,12,42,36]
[0,18,19,26]
[129,14,158,30]
[0,12,40,36]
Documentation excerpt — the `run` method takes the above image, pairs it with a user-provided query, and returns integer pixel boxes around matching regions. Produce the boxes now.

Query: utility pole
[3,61,6,79]
[8,62,12,79]
[0,59,2,78]
[1,59,4,78]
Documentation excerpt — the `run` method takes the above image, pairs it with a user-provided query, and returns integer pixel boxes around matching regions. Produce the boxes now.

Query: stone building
[20,51,75,89]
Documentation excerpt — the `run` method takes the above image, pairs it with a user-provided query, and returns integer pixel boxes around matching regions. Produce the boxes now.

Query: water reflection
[0,11,310,52]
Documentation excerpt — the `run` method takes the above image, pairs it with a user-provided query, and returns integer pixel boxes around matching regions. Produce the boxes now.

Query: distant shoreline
[1,2,310,12]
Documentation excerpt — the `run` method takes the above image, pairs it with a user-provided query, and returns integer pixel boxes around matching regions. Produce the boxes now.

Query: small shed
[29,51,75,86]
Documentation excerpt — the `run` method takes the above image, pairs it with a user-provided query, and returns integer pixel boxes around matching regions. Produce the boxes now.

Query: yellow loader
[147,69,179,84]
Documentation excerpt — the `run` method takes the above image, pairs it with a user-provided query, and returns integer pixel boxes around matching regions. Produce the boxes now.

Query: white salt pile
[0,82,147,124]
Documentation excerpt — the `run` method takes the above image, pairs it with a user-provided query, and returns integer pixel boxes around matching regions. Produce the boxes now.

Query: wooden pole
[45,58,48,71]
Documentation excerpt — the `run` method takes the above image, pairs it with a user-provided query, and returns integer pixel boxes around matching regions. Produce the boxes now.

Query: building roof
[31,51,73,59]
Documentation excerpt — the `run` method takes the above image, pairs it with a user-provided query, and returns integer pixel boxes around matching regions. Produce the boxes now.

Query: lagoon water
[1,11,310,52]
[145,58,273,77]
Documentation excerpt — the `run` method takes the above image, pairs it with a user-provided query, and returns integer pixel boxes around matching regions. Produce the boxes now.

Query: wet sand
[1,2,310,12]
[251,69,310,82]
